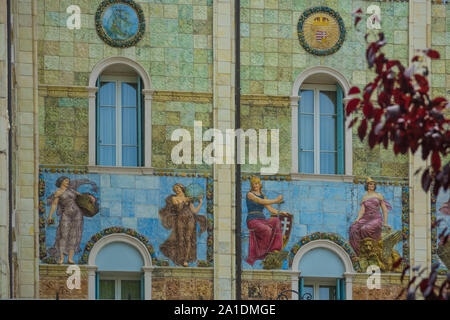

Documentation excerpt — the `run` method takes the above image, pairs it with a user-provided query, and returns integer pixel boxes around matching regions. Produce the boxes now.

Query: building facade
[0,0,449,300]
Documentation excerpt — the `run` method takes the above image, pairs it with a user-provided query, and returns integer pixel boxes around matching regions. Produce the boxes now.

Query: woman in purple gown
[349,178,392,256]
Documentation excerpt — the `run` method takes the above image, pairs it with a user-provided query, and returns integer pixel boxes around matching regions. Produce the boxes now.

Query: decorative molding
[352,176,409,187]
[152,91,213,103]
[39,165,213,178]
[288,233,358,271]
[88,56,151,89]
[290,173,355,183]
[80,227,156,265]
[240,95,290,107]
[86,165,155,175]
[38,85,89,98]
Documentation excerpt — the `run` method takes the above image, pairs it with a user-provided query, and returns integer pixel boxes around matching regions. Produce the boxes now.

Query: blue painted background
[240,179,405,270]
[40,172,209,267]
[434,189,450,271]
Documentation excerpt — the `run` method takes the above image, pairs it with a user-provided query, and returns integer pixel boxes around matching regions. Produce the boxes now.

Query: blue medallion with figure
[96,0,145,48]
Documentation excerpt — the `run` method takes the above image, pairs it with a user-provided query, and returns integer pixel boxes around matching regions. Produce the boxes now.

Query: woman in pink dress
[349,178,392,256]
[245,177,289,266]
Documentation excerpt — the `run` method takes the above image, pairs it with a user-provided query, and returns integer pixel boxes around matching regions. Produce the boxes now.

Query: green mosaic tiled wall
[431,4,450,101]
[38,0,213,92]
[39,96,89,165]
[239,0,410,178]
[151,99,213,170]
[240,104,291,174]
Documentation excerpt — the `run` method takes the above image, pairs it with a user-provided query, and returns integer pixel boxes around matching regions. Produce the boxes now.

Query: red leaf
[424,49,440,59]
[363,102,374,118]
[412,56,420,62]
[346,98,360,115]
[432,151,441,172]
[422,169,432,192]
[414,74,429,93]
[354,16,362,27]
[358,119,367,141]
[348,117,359,128]
[348,87,361,95]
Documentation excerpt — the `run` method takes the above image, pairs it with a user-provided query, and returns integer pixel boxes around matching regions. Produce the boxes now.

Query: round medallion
[95,0,145,48]
[297,6,346,56]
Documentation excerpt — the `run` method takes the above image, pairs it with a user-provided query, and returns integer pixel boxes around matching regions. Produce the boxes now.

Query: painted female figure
[159,183,206,267]
[245,176,289,266]
[349,178,392,256]
[47,176,98,264]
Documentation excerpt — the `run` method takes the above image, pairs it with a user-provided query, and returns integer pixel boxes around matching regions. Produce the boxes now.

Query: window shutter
[298,277,304,300]
[137,76,142,167]
[336,278,341,300]
[336,84,344,174]
[95,272,99,300]
[340,278,346,300]
[96,77,100,165]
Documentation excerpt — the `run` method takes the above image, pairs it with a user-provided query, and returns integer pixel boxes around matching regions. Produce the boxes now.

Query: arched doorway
[86,233,154,300]
[291,239,355,300]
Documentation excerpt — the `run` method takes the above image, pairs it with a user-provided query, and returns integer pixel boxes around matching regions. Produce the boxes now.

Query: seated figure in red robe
[245,176,289,266]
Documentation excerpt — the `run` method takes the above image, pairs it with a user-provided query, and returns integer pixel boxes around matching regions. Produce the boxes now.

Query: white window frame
[303,277,338,300]
[98,271,142,300]
[300,84,337,175]
[99,75,139,167]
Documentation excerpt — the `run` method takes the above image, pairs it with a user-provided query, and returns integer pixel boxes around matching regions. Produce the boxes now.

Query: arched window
[298,247,346,300]
[87,57,152,168]
[291,67,352,176]
[96,70,144,167]
[298,82,344,174]
[86,233,154,300]
[290,239,355,300]
[95,242,144,300]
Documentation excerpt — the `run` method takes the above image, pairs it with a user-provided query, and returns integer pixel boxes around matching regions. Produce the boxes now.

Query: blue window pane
[320,115,336,151]
[300,151,314,174]
[299,90,314,113]
[122,146,138,167]
[303,286,314,300]
[122,107,137,145]
[122,82,137,107]
[319,286,336,300]
[99,107,116,145]
[299,114,314,150]
[100,82,116,106]
[320,91,336,114]
[99,146,116,166]
[320,152,336,174]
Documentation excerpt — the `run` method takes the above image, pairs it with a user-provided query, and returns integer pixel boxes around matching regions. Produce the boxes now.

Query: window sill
[87,166,155,175]
[290,172,355,183]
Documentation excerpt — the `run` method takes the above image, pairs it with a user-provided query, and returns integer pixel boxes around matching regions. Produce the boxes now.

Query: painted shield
[315,30,327,42]
[279,214,293,249]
